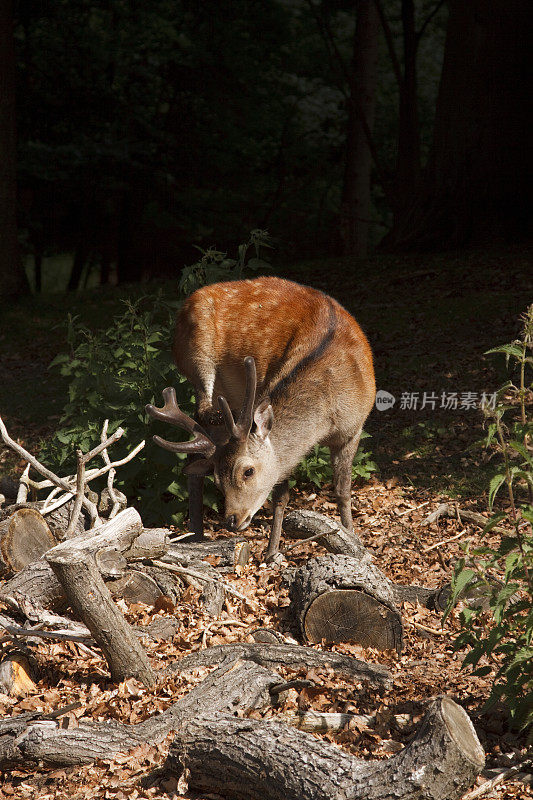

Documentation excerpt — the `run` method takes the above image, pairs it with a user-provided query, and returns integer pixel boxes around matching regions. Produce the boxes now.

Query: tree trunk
[339,0,380,257]
[384,0,532,249]
[0,0,29,299]
[168,696,484,800]
[395,0,421,208]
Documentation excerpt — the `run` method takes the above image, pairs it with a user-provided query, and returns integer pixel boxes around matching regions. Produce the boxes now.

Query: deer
[145,276,375,561]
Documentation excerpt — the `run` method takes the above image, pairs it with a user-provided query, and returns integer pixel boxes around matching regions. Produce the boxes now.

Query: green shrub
[446,305,533,731]
[41,230,375,524]
[293,435,376,488]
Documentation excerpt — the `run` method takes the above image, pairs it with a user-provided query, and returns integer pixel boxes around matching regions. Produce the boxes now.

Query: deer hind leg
[265,479,290,561]
[329,431,362,531]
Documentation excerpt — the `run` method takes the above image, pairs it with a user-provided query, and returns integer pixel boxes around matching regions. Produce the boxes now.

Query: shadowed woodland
[0,2,532,800]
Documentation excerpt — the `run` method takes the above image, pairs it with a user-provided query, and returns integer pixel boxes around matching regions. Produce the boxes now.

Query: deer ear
[183,458,214,476]
[253,399,274,439]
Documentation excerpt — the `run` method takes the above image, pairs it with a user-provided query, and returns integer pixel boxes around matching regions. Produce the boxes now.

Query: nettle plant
[446,305,533,731]
[42,232,375,525]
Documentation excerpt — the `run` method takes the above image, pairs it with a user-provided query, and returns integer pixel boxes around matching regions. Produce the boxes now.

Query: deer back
[172,276,375,439]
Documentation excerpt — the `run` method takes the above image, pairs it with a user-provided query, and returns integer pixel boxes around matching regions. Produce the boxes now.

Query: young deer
[146,277,375,560]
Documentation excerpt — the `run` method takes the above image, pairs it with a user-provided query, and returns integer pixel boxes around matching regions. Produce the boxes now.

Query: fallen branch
[168,696,485,800]
[0,658,280,768]
[421,503,509,535]
[166,642,392,688]
[462,759,533,800]
[0,414,99,525]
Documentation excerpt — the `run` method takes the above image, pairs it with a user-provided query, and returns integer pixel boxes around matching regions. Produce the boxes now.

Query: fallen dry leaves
[0,478,531,799]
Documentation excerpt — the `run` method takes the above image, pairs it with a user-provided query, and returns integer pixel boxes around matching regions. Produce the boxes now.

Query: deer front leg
[187,465,205,541]
[330,431,361,531]
[265,479,290,561]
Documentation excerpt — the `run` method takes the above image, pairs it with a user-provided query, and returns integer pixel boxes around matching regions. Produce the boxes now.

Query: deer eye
[243,467,255,479]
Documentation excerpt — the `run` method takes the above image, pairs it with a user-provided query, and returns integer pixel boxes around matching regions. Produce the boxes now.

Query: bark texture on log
[284,510,370,559]
[290,555,403,653]
[0,508,57,575]
[168,696,484,800]
[168,641,391,687]
[0,557,65,611]
[0,658,280,768]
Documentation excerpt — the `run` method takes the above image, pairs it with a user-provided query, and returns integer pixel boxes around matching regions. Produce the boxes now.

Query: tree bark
[0,0,29,298]
[339,0,380,256]
[289,554,403,653]
[168,696,484,800]
[384,0,532,249]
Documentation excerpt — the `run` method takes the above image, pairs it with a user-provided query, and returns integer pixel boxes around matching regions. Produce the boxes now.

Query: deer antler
[218,356,257,441]
[145,387,216,457]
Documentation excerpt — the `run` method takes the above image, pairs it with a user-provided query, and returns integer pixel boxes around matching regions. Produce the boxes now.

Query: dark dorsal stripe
[269,299,337,402]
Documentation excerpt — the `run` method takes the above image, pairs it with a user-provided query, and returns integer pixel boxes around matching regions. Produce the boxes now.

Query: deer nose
[225,514,237,531]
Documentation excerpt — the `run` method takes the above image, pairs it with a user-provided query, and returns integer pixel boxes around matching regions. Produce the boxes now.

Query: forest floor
[0,246,532,799]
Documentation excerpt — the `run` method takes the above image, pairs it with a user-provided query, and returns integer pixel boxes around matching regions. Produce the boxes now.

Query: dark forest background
[1,0,531,298]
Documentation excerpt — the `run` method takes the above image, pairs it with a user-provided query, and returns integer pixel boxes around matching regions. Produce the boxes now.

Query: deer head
[146,357,277,531]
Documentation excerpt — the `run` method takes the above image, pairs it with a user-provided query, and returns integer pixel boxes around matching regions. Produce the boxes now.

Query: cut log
[285,510,450,611]
[290,554,403,653]
[0,501,87,539]
[0,648,36,695]
[0,658,280,768]
[167,641,391,687]
[45,508,155,687]
[0,508,57,575]
[168,696,485,800]
[124,528,169,560]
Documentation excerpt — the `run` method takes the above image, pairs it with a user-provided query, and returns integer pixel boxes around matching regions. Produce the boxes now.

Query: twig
[151,560,256,606]
[423,528,469,552]
[421,503,510,536]
[16,464,30,503]
[462,759,533,800]
[397,500,429,517]
[0,614,94,645]
[0,414,99,523]
[41,492,75,515]
[284,528,333,552]
[405,618,449,636]
[66,448,86,537]
[101,419,120,519]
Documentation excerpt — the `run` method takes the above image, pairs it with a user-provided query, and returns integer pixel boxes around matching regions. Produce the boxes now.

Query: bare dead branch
[0,414,99,523]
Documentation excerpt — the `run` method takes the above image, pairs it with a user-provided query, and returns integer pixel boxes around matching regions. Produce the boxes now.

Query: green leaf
[488,473,506,509]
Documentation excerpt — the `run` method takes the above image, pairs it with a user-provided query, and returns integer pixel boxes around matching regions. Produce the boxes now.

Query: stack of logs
[0,491,486,799]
